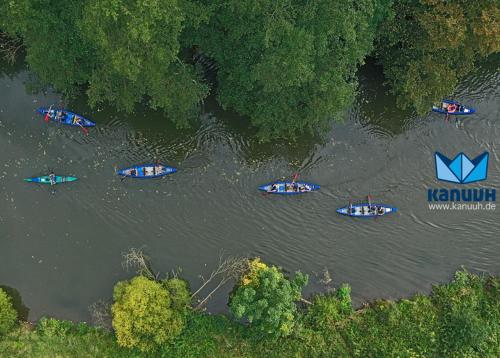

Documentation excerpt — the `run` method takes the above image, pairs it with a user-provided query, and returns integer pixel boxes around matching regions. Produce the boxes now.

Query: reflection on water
[0,56,499,321]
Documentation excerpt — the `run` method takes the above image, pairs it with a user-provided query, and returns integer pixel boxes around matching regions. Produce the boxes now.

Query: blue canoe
[24,175,78,185]
[432,100,475,115]
[336,203,397,218]
[37,107,96,127]
[118,163,177,179]
[259,181,320,195]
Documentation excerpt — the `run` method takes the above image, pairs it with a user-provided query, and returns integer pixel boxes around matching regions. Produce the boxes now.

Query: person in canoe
[49,172,56,186]
[72,115,83,126]
[289,174,299,192]
[56,110,64,122]
[269,183,278,192]
[130,168,138,177]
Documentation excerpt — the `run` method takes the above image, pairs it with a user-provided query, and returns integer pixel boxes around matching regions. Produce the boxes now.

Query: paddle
[44,105,53,122]
[114,165,127,182]
[76,120,89,135]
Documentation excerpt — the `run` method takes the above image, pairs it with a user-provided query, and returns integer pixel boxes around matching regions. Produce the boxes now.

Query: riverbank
[1,269,498,357]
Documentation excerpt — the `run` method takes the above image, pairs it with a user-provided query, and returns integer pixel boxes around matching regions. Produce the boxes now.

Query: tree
[0,288,17,335]
[0,0,208,126]
[375,0,500,114]
[0,0,97,97]
[191,0,391,140]
[229,258,308,338]
[81,0,208,125]
[111,275,190,352]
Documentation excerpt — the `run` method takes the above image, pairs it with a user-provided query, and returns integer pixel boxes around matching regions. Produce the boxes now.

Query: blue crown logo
[435,152,488,184]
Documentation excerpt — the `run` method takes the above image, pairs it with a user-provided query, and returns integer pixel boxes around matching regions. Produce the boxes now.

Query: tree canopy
[191,0,391,140]
[229,258,308,337]
[111,275,190,352]
[1,0,499,138]
[0,0,208,126]
[375,0,500,114]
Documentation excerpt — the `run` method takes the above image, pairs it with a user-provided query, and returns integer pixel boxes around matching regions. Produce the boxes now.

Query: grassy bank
[1,270,498,357]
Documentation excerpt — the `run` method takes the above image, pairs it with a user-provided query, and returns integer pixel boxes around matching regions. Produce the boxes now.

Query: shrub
[111,276,189,352]
[0,288,17,335]
[229,259,308,338]
[306,284,353,330]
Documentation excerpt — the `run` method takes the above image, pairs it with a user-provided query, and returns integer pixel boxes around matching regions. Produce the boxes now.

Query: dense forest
[0,0,498,139]
[0,254,498,357]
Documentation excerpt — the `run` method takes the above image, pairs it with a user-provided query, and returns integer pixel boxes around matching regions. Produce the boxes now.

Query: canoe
[24,175,78,184]
[336,203,397,218]
[432,100,475,115]
[259,181,320,195]
[37,107,96,127]
[118,163,177,178]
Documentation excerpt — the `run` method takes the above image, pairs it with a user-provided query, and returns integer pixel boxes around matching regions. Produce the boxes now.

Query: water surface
[0,57,499,321]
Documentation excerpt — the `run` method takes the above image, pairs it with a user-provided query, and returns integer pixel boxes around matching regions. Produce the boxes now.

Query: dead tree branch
[192,253,249,310]
[121,247,159,281]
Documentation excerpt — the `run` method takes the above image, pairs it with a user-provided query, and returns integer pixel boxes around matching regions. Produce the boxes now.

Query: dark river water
[1,57,499,322]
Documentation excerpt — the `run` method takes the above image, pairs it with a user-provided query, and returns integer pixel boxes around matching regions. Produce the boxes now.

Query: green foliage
[163,277,191,310]
[0,0,97,97]
[0,288,17,335]
[0,321,133,358]
[111,275,189,352]
[376,0,500,114]
[81,0,208,125]
[0,0,208,127]
[305,284,353,330]
[229,262,308,338]
[432,270,499,357]
[0,270,498,357]
[192,0,391,140]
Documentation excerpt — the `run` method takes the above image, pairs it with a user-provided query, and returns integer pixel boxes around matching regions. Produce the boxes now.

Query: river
[0,57,499,321]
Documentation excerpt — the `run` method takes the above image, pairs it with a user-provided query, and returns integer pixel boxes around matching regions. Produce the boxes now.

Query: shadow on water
[0,285,30,321]
[202,92,324,168]
[1,53,416,168]
[355,58,417,137]
[0,53,27,79]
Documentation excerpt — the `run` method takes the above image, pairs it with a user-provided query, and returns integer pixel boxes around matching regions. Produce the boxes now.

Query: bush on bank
[111,276,190,352]
[0,288,17,336]
[0,269,498,357]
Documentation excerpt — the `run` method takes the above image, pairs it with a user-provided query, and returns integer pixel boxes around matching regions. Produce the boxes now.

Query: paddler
[49,173,56,186]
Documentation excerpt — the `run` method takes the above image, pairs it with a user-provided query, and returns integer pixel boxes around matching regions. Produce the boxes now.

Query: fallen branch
[192,253,249,309]
[300,297,313,305]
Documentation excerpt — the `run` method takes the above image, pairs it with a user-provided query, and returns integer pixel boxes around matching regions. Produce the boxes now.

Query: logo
[435,152,488,184]
[428,151,496,209]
